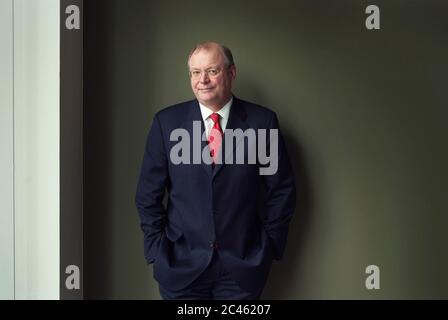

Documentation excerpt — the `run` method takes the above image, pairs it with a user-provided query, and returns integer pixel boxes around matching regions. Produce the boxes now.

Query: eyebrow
[189,66,221,71]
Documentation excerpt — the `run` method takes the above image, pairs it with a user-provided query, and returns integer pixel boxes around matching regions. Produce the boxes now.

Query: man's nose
[199,71,210,83]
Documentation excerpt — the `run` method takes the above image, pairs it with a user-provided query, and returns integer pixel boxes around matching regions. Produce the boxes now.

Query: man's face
[188,47,236,109]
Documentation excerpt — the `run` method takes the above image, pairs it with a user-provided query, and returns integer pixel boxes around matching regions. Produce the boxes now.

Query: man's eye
[208,69,218,76]
[191,71,200,76]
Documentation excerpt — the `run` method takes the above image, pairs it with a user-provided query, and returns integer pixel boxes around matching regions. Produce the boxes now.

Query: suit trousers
[158,251,261,300]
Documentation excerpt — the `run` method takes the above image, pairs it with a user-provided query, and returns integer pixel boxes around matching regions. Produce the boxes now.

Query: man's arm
[262,112,296,260]
[135,114,169,264]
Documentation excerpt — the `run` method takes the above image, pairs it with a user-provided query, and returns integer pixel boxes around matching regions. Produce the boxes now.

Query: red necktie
[208,113,223,165]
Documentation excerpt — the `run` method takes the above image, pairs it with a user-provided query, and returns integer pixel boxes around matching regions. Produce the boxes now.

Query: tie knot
[209,113,220,124]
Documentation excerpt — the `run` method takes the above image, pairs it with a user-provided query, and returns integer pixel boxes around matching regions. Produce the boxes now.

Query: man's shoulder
[235,97,277,121]
[152,97,277,124]
[151,100,198,129]
[154,99,196,120]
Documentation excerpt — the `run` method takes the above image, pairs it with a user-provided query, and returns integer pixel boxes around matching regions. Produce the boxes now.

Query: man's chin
[199,92,216,98]
[197,95,218,105]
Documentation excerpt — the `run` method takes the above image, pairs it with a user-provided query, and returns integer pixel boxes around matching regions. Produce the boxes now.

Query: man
[135,42,296,299]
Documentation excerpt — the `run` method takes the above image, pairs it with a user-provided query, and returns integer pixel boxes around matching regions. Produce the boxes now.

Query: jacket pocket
[165,223,184,242]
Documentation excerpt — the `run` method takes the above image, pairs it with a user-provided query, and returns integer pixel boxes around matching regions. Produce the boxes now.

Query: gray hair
[187,42,235,68]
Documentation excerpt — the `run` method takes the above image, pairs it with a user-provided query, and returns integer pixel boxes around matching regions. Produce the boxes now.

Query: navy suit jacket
[135,96,296,295]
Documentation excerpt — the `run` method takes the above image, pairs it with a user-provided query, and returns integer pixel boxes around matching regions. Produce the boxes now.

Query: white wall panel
[13,0,60,299]
[0,0,15,300]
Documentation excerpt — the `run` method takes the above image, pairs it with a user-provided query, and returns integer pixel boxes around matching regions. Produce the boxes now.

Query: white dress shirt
[198,97,233,138]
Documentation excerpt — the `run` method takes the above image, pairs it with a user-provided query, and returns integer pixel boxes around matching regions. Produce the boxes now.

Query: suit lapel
[181,100,212,179]
[212,97,249,179]
[178,98,249,180]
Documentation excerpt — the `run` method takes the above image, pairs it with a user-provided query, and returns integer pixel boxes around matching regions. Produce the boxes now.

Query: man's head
[187,42,236,111]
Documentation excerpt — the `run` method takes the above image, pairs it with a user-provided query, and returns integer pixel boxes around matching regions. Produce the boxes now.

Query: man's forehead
[189,48,225,64]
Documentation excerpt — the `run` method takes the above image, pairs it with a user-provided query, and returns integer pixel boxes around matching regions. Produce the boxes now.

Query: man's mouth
[199,87,214,91]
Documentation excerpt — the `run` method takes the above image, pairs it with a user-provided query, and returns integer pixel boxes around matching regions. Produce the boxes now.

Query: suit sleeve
[262,112,296,260]
[135,114,169,264]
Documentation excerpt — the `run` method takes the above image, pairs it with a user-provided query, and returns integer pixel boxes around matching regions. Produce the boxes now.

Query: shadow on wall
[235,79,313,300]
[263,130,313,299]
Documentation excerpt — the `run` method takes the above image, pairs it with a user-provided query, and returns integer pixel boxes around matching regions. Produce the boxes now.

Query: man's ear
[229,65,237,80]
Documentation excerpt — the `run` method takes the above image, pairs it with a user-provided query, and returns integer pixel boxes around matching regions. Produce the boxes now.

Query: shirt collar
[199,97,233,123]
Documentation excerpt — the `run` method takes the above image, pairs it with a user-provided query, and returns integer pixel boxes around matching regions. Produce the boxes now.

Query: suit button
[209,241,218,249]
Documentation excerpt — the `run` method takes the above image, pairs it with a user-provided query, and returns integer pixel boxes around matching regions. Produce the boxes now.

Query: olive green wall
[83,0,448,299]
